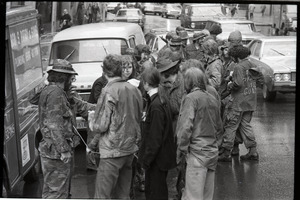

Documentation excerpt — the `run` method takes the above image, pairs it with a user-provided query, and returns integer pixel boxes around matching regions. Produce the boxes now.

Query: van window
[129,37,136,48]
[253,42,261,57]
[8,19,43,95]
[5,43,13,107]
[50,39,129,64]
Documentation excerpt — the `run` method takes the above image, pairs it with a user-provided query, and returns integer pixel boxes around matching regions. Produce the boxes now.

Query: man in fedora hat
[178,30,190,60]
[185,30,210,62]
[35,59,88,198]
[158,32,177,57]
[156,49,185,133]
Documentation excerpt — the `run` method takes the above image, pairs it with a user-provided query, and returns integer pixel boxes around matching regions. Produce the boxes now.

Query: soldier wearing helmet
[36,59,94,198]
[185,30,210,62]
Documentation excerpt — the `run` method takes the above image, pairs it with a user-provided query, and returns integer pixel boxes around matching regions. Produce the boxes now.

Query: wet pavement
[8,89,295,199]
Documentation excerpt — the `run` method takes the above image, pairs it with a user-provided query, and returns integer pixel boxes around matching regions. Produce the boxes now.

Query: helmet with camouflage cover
[47,59,78,75]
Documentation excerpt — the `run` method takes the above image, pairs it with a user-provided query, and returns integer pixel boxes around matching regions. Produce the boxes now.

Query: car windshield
[263,41,296,57]
[191,6,222,16]
[49,39,128,64]
[221,23,254,33]
[117,10,140,16]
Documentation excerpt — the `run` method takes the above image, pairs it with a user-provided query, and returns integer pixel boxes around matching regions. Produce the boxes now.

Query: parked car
[247,36,296,101]
[180,3,224,30]
[113,8,145,31]
[204,18,265,44]
[48,22,146,130]
[161,3,182,19]
[143,3,163,15]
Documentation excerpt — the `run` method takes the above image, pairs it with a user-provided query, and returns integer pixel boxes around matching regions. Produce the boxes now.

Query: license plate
[77,121,87,129]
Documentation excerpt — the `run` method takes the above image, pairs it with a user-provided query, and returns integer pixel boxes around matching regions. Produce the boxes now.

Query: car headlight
[274,74,282,82]
[282,73,291,81]
[191,23,195,28]
[274,73,291,81]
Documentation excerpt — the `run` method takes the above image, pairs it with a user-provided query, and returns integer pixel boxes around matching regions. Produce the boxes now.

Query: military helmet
[47,59,78,75]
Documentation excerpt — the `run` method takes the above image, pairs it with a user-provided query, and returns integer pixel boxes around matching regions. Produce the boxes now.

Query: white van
[48,22,145,130]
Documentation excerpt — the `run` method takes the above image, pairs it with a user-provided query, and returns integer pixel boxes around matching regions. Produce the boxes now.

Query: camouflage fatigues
[38,82,88,198]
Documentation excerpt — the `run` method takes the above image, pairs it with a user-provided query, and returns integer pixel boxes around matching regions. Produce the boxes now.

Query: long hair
[121,54,136,79]
[183,67,206,93]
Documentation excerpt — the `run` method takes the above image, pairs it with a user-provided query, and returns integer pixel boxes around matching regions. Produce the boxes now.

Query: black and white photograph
[3,1,297,199]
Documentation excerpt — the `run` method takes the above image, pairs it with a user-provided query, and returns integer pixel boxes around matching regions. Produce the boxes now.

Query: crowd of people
[31,24,264,200]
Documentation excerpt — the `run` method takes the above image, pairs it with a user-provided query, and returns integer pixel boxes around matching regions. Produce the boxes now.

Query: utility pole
[102,3,106,22]
[51,2,57,33]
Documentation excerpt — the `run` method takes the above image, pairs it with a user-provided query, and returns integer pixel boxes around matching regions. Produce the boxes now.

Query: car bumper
[273,82,296,93]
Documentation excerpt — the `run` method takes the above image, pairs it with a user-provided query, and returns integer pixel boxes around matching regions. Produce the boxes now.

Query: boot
[240,147,259,161]
[218,149,232,162]
[231,144,240,156]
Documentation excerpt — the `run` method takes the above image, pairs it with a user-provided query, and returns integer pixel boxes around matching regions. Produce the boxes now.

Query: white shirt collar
[147,88,158,97]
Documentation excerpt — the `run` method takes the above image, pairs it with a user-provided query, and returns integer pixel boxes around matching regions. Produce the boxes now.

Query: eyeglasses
[71,77,76,82]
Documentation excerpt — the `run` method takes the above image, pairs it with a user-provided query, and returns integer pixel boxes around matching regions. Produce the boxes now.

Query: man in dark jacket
[60,9,72,30]
[138,67,177,200]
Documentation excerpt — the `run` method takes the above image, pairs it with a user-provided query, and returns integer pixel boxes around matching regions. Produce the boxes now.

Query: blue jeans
[94,154,134,199]
[182,154,215,200]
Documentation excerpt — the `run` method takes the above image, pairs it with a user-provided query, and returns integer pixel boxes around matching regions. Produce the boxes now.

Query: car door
[248,40,273,88]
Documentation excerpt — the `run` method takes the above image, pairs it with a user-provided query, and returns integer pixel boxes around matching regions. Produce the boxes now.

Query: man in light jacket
[88,54,143,199]
[176,67,223,200]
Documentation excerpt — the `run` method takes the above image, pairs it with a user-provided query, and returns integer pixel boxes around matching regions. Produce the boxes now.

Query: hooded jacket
[227,58,263,111]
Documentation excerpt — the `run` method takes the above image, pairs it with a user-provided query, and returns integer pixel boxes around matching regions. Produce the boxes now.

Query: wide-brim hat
[156,57,181,73]
[169,35,182,46]
[178,30,189,40]
[193,32,207,41]
[47,59,78,75]
[156,49,181,73]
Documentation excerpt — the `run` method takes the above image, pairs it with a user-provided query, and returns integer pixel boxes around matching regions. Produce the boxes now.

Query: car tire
[166,15,169,19]
[262,84,276,101]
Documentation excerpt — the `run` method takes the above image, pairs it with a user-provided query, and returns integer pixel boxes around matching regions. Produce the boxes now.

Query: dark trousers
[145,163,168,200]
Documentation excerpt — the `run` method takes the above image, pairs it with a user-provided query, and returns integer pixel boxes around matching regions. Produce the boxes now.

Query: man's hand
[60,152,72,163]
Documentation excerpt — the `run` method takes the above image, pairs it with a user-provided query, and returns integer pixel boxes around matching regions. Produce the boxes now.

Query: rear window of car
[49,39,128,64]
[117,10,140,16]
[191,6,222,16]
[263,41,296,57]
[221,23,255,33]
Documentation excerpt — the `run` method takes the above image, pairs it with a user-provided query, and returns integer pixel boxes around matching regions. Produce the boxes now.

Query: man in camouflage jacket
[37,59,94,198]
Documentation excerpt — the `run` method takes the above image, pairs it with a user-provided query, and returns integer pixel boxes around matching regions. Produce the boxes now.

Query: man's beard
[64,81,72,92]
